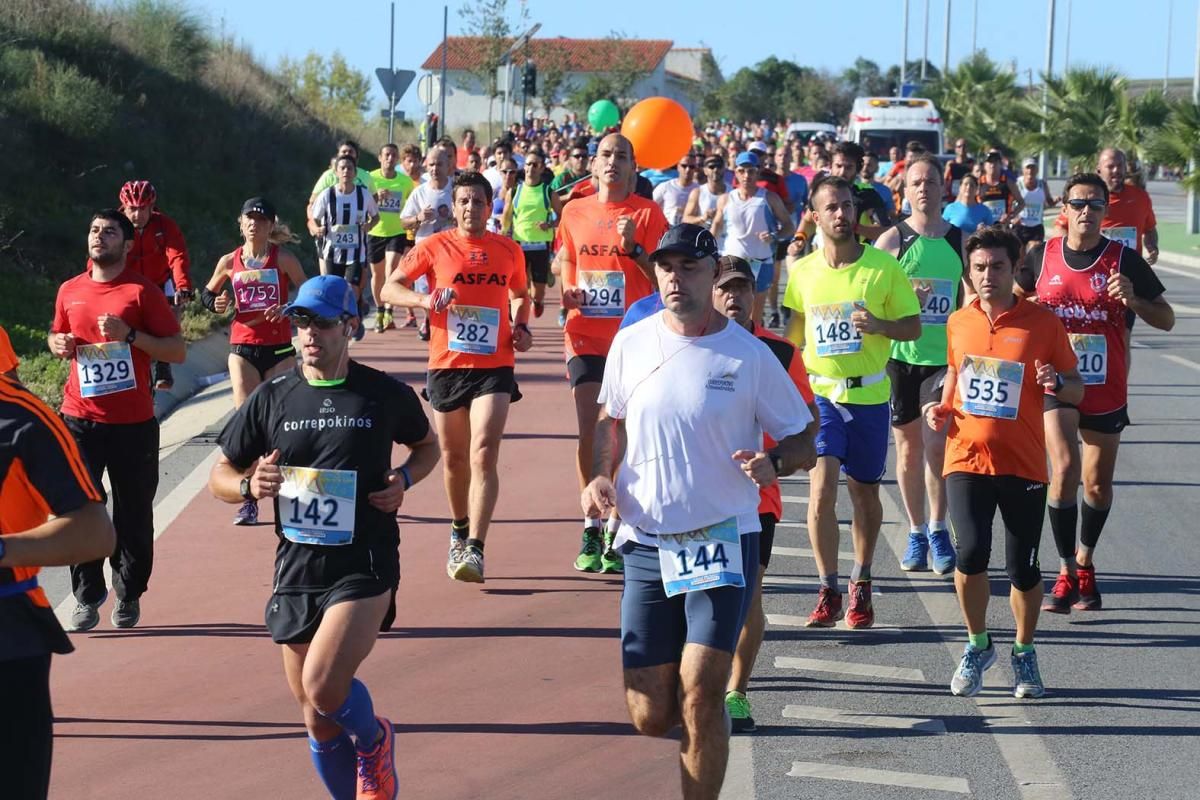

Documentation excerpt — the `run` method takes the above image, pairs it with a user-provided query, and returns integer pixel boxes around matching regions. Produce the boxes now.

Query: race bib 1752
[232,268,280,313]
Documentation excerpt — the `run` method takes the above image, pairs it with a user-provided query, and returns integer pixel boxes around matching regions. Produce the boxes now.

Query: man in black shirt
[209,274,440,799]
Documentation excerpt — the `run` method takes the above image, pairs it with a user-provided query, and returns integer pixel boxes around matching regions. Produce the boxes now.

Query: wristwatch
[239,476,254,501]
[125,328,137,344]
[768,452,785,476]
[0,535,6,564]
[624,243,645,259]
[1053,373,1065,394]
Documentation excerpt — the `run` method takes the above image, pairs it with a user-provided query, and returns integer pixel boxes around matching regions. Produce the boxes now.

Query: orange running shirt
[1054,184,1156,253]
[400,228,528,370]
[0,325,18,374]
[753,323,815,519]
[557,193,669,359]
[943,297,1077,483]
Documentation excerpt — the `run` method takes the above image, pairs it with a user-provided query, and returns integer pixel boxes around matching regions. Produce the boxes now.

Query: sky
[171,0,1195,119]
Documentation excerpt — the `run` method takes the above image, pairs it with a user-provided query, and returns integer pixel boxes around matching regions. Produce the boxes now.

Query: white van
[846,97,945,157]
[785,121,837,143]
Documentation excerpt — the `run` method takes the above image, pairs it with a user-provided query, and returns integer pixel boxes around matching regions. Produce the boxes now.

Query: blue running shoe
[950,642,996,697]
[1011,649,1045,699]
[928,528,956,575]
[900,531,929,571]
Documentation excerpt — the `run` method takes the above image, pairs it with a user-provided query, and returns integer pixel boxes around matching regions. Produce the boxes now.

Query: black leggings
[946,472,1047,591]
[0,654,54,799]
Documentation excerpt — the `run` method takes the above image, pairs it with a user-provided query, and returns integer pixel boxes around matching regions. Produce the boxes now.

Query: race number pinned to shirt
[1070,333,1107,385]
[330,224,361,249]
[958,355,1024,419]
[984,199,1006,220]
[448,305,500,354]
[279,467,357,546]
[1020,201,1043,226]
[913,278,955,325]
[808,301,865,356]
[378,193,404,213]
[578,271,625,317]
[657,517,744,597]
[1104,226,1137,250]
[232,268,280,313]
[75,342,136,398]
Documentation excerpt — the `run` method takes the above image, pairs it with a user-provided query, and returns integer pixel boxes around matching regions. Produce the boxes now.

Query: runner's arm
[681,187,705,225]
[394,427,440,489]
[873,225,901,258]
[279,250,308,292]
[1143,227,1159,265]
[203,253,234,313]
[0,502,114,568]
[162,215,192,293]
[128,328,186,363]
[709,194,727,239]
[500,187,515,235]
[591,412,626,480]
[766,192,796,240]
[549,189,564,223]
[784,312,805,348]
[1003,192,1025,225]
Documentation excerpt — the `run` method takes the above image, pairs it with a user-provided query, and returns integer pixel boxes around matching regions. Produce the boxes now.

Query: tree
[703,57,845,124]
[925,51,1033,155]
[533,47,573,118]
[456,0,523,139]
[1143,99,1200,190]
[564,31,651,117]
[841,58,890,97]
[279,51,371,132]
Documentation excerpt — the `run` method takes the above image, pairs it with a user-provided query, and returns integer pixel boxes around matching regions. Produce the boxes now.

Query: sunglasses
[292,314,346,330]
[1066,198,1107,210]
[570,152,587,158]
[501,169,518,174]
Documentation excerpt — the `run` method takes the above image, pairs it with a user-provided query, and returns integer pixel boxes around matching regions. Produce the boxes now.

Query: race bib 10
[448,305,500,355]
[232,268,280,313]
[279,467,357,546]
[75,342,136,398]
[1070,333,1107,386]
[808,301,864,357]
[578,271,625,317]
[657,517,744,597]
[913,278,955,325]
[958,355,1024,419]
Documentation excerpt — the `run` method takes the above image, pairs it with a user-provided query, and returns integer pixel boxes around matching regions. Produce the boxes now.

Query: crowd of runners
[0,110,1176,799]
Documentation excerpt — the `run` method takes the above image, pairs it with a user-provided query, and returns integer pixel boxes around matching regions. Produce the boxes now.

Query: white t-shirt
[401,180,455,242]
[482,167,505,200]
[599,314,813,546]
[653,179,695,226]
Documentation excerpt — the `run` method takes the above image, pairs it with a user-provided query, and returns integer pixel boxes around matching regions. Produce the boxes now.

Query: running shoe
[375,310,387,333]
[767,310,780,329]
[533,299,545,318]
[600,530,623,573]
[1073,565,1102,611]
[403,311,417,328]
[417,320,430,341]
[68,590,107,632]
[232,498,258,526]
[446,534,467,579]
[900,531,929,571]
[383,309,396,330]
[725,691,756,733]
[950,641,996,697]
[547,272,556,288]
[111,597,140,628]
[845,580,874,629]
[1042,571,1079,614]
[1011,649,1045,699]
[804,586,843,628]
[452,545,485,583]
[573,527,603,572]
[356,717,397,799]
[928,528,956,575]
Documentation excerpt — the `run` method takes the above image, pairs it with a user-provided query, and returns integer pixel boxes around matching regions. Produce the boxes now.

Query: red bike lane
[49,303,681,799]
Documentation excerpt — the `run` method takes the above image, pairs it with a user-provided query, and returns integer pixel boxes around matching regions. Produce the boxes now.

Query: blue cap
[282,275,358,320]
[587,139,599,157]
[735,152,760,168]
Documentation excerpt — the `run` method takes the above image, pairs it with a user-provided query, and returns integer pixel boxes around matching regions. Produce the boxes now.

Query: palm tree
[1144,99,1200,191]
[926,52,1034,155]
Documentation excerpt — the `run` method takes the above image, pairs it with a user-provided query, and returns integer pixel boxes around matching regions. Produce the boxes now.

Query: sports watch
[239,476,254,501]
[769,452,785,476]
[125,328,137,344]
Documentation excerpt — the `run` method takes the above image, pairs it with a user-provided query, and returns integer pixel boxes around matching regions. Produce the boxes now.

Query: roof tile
[421,37,673,73]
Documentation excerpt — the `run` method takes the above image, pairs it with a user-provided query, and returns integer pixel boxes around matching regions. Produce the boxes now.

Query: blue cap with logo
[735,152,760,168]
[282,274,358,320]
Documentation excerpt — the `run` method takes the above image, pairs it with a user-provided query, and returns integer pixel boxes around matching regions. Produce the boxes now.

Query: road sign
[417,74,434,106]
[376,68,416,99]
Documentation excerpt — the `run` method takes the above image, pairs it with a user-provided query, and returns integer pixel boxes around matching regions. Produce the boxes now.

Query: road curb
[153,326,231,421]
[1160,249,1200,270]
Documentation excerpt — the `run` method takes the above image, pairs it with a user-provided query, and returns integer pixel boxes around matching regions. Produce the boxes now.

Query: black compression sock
[466,538,485,552]
[451,518,470,537]
[1079,502,1111,550]
[1048,503,1078,561]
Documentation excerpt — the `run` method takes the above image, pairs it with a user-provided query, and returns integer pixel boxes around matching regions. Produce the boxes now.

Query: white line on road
[719,737,755,800]
[775,656,925,682]
[780,495,809,504]
[762,577,884,595]
[1150,262,1200,281]
[1163,354,1200,373]
[787,762,969,794]
[782,703,946,733]
[770,545,852,560]
[767,614,903,633]
[774,520,805,528]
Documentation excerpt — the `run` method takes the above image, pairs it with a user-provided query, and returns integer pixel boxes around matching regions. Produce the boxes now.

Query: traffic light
[522,62,537,96]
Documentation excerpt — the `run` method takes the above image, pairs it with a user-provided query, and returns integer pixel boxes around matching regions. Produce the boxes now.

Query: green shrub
[0,48,120,137]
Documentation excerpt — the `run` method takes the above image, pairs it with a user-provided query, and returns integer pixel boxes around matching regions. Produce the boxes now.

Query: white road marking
[787,762,969,794]
[767,614,903,634]
[770,545,852,560]
[1150,262,1200,281]
[762,576,884,595]
[719,737,755,800]
[782,703,946,733]
[780,495,809,504]
[774,656,924,682]
[774,521,805,528]
[1163,354,1200,374]
[55,448,222,627]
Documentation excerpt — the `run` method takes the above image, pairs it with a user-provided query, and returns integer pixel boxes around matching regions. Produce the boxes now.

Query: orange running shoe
[356,717,397,800]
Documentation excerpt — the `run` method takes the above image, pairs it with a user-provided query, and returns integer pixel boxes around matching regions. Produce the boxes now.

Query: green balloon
[588,99,620,131]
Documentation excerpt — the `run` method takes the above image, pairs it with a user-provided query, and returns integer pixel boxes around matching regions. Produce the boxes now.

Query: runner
[710,152,795,325]
[202,197,308,525]
[926,226,1083,699]
[944,138,973,202]
[874,155,964,575]
[383,171,532,583]
[768,146,809,328]
[118,180,192,390]
[782,176,922,628]
[209,274,439,799]
[942,174,994,232]
[1015,157,1057,254]
[1,375,114,800]
[1018,173,1174,614]
[401,147,455,341]
[1052,148,1159,264]
[367,143,416,333]
[582,225,814,798]
[308,154,380,341]
[652,152,700,226]
[712,256,819,734]
[549,138,591,194]
[49,210,186,631]
[557,133,669,574]
[978,151,1025,226]
[682,154,729,248]
[0,323,19,380]
[501,147,562,318]
[308,140,377,276]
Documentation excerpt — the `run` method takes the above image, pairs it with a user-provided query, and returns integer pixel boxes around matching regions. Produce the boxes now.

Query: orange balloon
[621,97,694,170]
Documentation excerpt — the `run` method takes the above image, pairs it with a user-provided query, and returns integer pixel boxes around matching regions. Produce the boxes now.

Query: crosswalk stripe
[782,704,946,733]
[786,762,969,794]
[766,614,902,633]
[780,495,809,504]
[774,521,805,528]
[762,577,884,594]
[774,656,924,682]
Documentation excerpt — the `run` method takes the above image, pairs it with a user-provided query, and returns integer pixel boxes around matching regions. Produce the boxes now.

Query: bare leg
[624,663,682,737]
[845,477,883,568]
[573,382,602,491]
[925,423,948,522]
[466,392,511,543]
[806,457,842,578]
[892,418,927,529]
[1010,584,1043,644]
[434,408,471,522]
[1076,429,1121,567]
[956,571,990,635]
[678,643,734,800]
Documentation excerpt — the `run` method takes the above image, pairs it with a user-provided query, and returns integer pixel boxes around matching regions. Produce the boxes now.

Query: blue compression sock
[326,678,381,751]
[309,733,357,800]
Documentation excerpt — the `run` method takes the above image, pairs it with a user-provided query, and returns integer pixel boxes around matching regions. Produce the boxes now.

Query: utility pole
[942,0,951,75]
[922,0,930,80]
[901,0,910,90]
[439,5,447,131]
[1165,0,1173,90]
[1064,0,1072,69]
[1188,0,1199,234]
[972,0,978,54]
[387,2,396,142]
[1040,0,1055,178]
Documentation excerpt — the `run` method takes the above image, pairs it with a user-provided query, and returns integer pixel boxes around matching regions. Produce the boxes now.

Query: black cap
[649,223,720,263]
[715,255,754,288]
[241,197,276,219]
[984,150,1003,163]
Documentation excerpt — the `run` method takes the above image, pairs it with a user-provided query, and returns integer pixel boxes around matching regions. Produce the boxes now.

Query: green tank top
[511,180,554,244]
[368,169,414,238]
[890,221,964,366]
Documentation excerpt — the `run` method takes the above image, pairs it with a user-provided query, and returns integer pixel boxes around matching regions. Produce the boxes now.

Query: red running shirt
[229,245,292,347]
